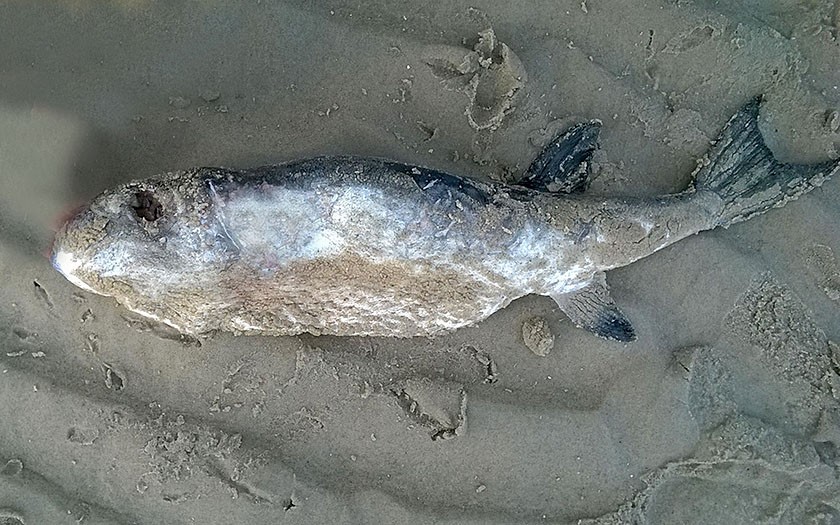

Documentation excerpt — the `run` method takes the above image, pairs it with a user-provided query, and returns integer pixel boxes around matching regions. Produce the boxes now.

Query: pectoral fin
[519,121,601,194]
[550,274,636,342]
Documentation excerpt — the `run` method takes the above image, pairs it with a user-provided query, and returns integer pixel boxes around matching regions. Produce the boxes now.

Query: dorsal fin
[519,121,601,194]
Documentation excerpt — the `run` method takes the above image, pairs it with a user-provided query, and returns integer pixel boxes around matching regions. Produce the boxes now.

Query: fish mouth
[51,249,104,295]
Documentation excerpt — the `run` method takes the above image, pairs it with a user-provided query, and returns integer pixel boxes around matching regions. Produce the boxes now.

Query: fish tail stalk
[694,97,840,228]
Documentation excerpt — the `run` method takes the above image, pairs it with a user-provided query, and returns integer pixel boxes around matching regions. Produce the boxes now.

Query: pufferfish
[51,98,839,341]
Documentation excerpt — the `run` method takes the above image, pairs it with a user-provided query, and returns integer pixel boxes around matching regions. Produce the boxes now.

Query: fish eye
[132,190,163,222]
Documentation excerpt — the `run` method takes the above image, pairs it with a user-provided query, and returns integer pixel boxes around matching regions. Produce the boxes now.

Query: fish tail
[694,96,840,228]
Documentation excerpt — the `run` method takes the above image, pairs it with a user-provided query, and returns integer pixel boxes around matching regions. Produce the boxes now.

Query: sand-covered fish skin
[51,99,840,340]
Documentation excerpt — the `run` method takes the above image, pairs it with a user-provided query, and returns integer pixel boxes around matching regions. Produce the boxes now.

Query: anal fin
[550,274,636,342]
[519,121,601,194]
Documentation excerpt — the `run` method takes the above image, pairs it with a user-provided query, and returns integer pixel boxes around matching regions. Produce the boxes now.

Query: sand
[1,1,839,523]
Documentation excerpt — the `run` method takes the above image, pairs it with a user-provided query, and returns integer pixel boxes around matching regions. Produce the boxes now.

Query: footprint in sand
[585,274,840,524]
[31,280,53,310]
[0,510,24,525]
[425,28,526,131]
[391,377,467,441]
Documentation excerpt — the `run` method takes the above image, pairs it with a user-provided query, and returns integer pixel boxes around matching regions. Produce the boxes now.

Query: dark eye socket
[132,191,163,222]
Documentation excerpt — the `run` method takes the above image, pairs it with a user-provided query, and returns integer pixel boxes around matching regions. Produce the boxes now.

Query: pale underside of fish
[51,98,839,341]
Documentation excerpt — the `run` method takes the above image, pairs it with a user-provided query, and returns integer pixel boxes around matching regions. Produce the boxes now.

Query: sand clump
[521,316,554,356]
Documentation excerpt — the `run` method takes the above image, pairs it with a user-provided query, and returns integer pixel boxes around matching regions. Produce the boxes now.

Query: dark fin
[694,96,840,228]
[550,274,636,342]
[520,121,602,194]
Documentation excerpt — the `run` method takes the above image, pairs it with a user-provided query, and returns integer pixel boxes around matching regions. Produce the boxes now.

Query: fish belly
[209,173,518,336]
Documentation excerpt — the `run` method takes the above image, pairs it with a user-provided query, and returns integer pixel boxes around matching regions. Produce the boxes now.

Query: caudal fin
[694,96,840,228]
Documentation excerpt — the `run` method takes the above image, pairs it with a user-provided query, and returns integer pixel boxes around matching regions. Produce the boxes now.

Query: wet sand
[1,1,839,523]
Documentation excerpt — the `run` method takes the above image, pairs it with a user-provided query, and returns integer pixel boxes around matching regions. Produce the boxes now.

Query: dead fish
[52,98,839,341]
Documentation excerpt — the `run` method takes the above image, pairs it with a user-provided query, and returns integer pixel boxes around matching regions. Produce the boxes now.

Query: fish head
[51,170,224,303]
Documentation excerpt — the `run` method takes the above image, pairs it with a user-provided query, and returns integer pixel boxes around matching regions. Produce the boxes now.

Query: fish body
[52,99,839,341]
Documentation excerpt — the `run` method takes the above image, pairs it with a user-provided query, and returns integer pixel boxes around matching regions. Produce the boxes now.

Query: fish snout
[50,207,109,295]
